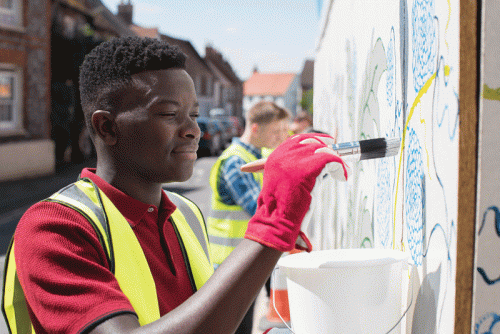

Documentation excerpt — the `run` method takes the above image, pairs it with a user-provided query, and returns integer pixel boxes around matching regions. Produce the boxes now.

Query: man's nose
[181,117,201,139]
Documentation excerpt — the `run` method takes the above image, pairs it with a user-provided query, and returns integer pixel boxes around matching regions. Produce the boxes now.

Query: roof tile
[243,72,296,96]
[130,25,159,39]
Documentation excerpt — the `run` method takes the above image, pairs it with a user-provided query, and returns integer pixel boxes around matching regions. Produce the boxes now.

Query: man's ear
[92,110,117,145]
[250,122,259,134]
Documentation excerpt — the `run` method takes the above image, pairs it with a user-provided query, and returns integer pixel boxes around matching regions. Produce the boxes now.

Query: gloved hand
[242,133,350,252]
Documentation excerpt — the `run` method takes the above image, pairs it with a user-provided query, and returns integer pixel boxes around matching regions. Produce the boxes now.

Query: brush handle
[330,141,361,157]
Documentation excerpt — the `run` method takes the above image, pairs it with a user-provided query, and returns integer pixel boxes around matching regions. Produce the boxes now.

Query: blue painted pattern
[477,206,500,285]
[375,158,393,248]
[475,312,500,334]
[386,28,395,107]
[436,92,459,141]
[405,127,424,266]
[411,0,437,92]
[435,57,459,141]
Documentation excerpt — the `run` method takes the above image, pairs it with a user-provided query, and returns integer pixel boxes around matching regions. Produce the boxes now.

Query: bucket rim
[277,248,409,269]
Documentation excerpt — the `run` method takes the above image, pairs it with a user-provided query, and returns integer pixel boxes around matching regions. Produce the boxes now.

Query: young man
[208,101,291,266]
[207,101,290,333]
[3,37,348,334]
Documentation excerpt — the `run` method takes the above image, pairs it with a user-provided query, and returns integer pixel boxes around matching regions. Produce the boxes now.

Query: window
[264,96,274,102]
[0,66,23,132]
[0,0,22,30]
[219,85,224,106]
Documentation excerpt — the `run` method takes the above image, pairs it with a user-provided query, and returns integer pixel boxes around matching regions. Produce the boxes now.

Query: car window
[197,122,207,132]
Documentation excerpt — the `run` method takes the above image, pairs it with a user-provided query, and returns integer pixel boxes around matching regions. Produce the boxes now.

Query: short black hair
[79,36,187,132]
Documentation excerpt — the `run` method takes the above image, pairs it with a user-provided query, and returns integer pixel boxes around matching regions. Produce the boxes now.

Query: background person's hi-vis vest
[2,178,213,334]
[208,143,264,266]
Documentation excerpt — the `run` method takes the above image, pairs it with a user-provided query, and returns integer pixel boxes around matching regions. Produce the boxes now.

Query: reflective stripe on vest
[167,192,213,289]
[207,143,263,265]
[2,178,213,332]
[2,242,34,334]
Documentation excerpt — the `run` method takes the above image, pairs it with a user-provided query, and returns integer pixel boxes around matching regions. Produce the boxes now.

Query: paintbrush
[331,137,400,161]
[241,137,401,173]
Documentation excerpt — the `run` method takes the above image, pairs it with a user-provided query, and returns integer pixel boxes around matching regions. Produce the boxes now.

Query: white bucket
[277,248,408,334]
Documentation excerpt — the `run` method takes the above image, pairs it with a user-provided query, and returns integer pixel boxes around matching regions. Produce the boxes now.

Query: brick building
[0,0,135,182]
[0,0,52,182]
[205,46,243,120]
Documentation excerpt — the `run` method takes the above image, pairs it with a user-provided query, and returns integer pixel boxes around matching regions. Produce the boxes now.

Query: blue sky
[101,0,322,81]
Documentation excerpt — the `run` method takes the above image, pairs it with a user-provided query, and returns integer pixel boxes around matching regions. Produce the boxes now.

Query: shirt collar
[79,168,177,226]
[232,137,262,159]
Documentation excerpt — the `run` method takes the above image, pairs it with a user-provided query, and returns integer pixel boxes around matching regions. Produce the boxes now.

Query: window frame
[0,64,24,135]
[0,0,23,32]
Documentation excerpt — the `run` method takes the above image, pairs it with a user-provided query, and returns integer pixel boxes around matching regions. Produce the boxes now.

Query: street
[0,156,269,334]
[0,157,218,255]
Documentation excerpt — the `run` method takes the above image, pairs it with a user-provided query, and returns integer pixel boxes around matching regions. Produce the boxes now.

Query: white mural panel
[311,0,459,332]
[473,1,500,333]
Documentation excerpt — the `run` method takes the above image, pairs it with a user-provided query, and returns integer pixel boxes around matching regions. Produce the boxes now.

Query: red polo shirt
[14,168,195,333]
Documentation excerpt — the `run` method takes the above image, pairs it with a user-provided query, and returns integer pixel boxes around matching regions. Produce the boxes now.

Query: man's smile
[172,145,199,153]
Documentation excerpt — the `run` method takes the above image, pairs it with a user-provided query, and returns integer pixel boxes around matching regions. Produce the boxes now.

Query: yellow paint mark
[444,65,450,77]
[393,72,437,248]
[482,84,500,101]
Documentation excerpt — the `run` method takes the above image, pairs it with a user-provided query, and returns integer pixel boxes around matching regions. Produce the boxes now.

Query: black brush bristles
[359,138,400,160]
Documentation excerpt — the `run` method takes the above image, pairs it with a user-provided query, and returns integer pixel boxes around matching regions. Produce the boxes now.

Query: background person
[207,101,290,333]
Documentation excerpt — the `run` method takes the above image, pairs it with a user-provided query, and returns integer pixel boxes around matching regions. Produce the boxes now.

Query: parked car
[197,117,224,157]
[218,118,237,145]
[211,114,241,142]
[228,116,244,136]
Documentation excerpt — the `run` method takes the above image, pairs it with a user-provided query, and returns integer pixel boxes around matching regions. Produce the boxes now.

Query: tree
[300,88,313,114]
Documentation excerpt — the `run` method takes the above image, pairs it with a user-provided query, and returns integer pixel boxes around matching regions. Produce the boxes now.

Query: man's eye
[191,113,200,118]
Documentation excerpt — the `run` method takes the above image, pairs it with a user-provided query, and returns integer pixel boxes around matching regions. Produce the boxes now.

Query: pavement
[0,157,277,333]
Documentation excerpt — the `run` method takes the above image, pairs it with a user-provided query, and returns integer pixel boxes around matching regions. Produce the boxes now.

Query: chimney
[205,46,213,58]
[118,0,133,26]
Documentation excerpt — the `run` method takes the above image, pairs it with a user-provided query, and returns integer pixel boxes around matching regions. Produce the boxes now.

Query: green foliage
[300,88,314,114]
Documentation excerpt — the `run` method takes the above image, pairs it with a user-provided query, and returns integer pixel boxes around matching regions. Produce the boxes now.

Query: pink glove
[242,133,349,252]
[262,328,293,333]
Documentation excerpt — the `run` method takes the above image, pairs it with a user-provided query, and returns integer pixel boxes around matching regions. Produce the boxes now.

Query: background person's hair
[294,111,313,126]
[246,101,290,125]
[79,36,187,134]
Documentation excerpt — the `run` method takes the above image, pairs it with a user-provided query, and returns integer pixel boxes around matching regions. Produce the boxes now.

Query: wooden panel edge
[455,0,480,333]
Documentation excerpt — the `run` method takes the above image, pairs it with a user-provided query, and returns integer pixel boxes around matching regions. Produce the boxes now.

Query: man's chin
[176,172,194,183]
[161,168,194,184]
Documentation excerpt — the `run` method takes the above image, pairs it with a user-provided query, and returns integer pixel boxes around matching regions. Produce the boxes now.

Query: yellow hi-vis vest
[2,178,213,333]
[207,143,263,265]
